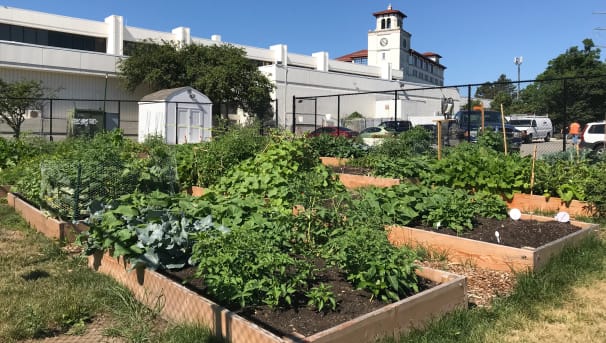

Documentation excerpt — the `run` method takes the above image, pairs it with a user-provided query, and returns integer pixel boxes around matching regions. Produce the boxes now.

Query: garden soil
[162,217,580,337]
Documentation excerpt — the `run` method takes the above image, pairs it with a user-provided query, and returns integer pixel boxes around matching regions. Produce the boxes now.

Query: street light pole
[276,62,288,130]
[514,56,523,100]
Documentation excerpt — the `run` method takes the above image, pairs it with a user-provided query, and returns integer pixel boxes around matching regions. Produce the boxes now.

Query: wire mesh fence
[40,153,179,221]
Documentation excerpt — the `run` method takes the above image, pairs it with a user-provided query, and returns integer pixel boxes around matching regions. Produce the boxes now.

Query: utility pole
[514,57,523,100]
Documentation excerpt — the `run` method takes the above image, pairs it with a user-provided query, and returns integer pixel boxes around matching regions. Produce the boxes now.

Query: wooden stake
[530,144,538,195]
[500,104,508,155]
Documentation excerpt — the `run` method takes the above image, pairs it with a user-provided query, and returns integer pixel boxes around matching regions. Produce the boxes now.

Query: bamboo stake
[530,144,538,195]
[500,104,508,155]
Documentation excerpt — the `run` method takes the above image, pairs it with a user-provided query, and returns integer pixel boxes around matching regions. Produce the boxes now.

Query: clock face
[380,38,388,47]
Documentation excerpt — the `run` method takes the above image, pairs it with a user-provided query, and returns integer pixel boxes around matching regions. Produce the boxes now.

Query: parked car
[508,115,553,143]
[378,120,413,133]
[450,110,524,149]
[580,121,606,153]
[418,124,437,135]
[358,126,395,138]
[307,126,359,138]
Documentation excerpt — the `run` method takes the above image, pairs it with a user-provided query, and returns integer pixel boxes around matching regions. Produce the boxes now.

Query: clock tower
[367,5,411,71]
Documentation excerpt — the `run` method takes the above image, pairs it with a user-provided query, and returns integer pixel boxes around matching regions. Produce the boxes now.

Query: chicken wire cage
[40,154,178,221]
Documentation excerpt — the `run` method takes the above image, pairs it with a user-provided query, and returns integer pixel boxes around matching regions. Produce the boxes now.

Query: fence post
[337,95,341,135]
[49,99,54,141]
[467,85,472,142]
[292,95,296,134]
[73,162,82,220]
[562,79,568,152]
[394,90,398,122]
[313,98,317,130]
[175,102,179,144]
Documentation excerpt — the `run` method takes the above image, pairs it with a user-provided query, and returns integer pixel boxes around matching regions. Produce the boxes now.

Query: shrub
[176,124,269,188]
[307,134,368,158]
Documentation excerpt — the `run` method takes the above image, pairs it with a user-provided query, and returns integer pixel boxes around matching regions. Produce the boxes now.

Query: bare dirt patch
[21,315,125,343]
[414,217,581,248]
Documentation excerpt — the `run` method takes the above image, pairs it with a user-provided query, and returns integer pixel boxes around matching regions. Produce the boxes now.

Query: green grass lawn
[0,200,223,343]
[396,227,606,343]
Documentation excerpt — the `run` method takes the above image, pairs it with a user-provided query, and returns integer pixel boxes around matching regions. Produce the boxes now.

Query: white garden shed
[138,87,212,144]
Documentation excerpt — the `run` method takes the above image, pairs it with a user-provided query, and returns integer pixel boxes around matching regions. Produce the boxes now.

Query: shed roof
[140,86,202,102]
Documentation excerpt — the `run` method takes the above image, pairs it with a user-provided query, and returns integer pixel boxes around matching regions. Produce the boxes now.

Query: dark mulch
[161,216,583,338]
[413,216,582,248]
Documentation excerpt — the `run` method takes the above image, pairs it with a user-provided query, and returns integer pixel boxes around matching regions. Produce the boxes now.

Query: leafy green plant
[348,154,434,180]
[176,124,269,188]
[323,224,419,302]
[307,134,368,158]
[428,143,530,200]
[190,226,314,309]
[349,184,419,227]
[368,126,434,158]
[306,283,336,312]
[418,187,477,232]
[82,191,228,270]
[210,132,343,211]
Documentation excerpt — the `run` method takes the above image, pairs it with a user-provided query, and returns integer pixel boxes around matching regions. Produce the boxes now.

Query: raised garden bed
[188,186,207,197]
[6,192,86,243]
[8,189,468,343]
[0,185,10,198]
[320,157,401,189]
[506,193,594,218]
[387,214,598,272]
[319,157,348,167]
[336,173,400,189]
[89,252,467,343]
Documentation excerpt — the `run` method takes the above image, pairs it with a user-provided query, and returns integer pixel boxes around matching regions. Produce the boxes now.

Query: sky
[2,1,605,87]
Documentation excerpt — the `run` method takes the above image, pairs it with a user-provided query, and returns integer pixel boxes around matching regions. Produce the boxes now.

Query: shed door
[177,108,203,143]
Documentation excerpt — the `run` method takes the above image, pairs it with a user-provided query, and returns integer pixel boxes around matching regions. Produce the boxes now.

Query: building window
[402,39,407,49]
[353,57,368,65]
[381,19,385,29]
[0,23,9,40]
[0,23,106,53]
[382,52,386,60]
[386,18,391,29]
[23,27,36,44]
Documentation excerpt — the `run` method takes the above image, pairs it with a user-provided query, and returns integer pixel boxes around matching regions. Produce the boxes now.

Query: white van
[508,115,553,143]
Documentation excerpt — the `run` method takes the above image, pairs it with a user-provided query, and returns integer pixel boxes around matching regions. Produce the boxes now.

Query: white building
[0,5,460,138]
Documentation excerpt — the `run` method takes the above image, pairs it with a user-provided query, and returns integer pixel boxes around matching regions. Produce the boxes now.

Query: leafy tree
[118,41,275,121]
[0,79,47,139]
[475,74,516,99]
[491,92,514,112]
[520,39,606,129]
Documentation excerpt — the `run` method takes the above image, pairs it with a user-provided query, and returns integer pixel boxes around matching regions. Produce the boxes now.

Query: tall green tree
[521,39,606,129]
[118,41,275,121]
[475,74,516,99]
[0,79,47,139]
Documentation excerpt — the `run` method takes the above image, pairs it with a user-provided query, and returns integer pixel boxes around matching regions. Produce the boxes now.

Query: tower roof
[373,5,406,18]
